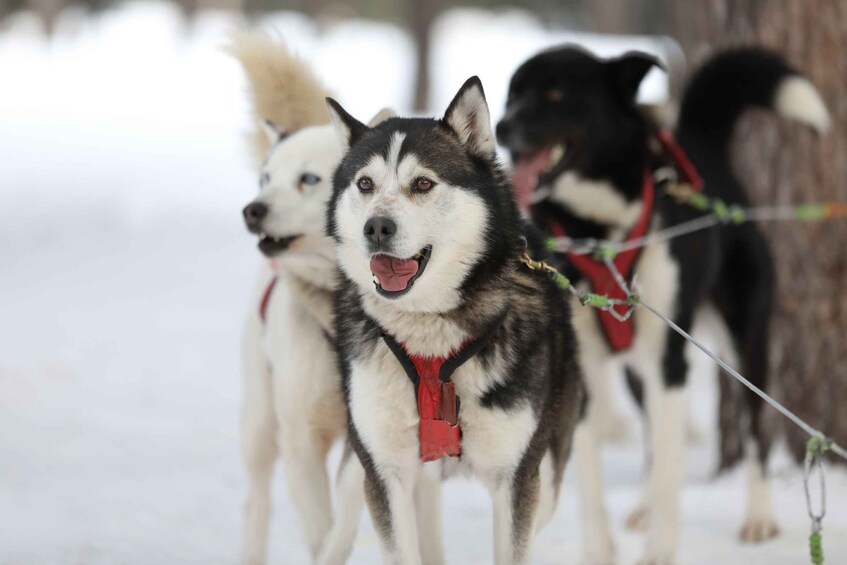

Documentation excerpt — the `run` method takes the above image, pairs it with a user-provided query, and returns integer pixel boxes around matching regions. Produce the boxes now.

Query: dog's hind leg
[415,470,445,565]
[240,325,278,565]
[711,227,779,543]
[316,444,366,565]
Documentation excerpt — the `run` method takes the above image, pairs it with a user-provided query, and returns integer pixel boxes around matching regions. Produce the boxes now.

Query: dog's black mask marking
[497,46,663,203]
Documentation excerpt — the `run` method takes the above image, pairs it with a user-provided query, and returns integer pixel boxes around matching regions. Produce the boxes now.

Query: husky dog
[231,32,344,564]
[497,46,829,563]
[325,77,589,565]
[232,32,429,565]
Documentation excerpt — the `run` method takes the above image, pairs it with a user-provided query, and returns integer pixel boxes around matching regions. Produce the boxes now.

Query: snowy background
[1,3,845,563]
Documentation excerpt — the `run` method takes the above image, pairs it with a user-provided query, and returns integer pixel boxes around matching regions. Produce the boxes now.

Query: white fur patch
[774,76,830,133]
[551,172,643,229]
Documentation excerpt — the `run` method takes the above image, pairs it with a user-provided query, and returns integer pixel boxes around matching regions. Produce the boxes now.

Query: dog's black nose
[364,216,397,247]
[243,202,268,230]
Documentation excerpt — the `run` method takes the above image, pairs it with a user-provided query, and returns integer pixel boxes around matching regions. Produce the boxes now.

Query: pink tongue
[510,147,552,212]
[369,255,420,292]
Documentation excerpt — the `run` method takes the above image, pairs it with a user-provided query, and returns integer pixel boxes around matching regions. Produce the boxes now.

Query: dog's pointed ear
[606,52,666,102]
[367,107,396,127]
[443,76,496,159]
[260,119,287,145]
[326,98,368,150]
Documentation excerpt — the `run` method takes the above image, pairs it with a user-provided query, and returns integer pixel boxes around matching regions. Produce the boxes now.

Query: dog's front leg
[414,471,444,565]
[630,356,687,565]
[365,468,422,565]
[489,470,539,565]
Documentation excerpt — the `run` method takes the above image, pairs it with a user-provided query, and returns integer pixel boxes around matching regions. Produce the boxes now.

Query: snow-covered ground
[1,3,845,564]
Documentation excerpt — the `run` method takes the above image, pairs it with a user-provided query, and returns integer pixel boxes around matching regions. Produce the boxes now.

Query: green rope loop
[581,293,609,308]
[551,272,571,291]
[545,237,558,253]
[810,531,824,565]
[594,245,617,262]
[796,203,829,221]
[730,205,747,224]
[712,199,729,220]
[807,435,830,456]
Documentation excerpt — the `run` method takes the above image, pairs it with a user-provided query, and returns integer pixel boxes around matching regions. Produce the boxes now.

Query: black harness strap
[380,309,509,388]
[438,310,509,383]
[381,330,421,389]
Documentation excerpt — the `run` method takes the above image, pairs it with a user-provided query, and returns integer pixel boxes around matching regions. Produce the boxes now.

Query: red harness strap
[656,130,703,192]
[381,312,506,463]
[259,276,278,324]
[549,170,655,353]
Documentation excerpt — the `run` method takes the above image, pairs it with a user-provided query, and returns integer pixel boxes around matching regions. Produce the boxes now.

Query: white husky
[231,32,344,564]
[231,32,415,565]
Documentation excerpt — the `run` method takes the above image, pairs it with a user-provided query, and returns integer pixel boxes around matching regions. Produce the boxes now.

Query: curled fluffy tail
[676,47,829,154]
[227,31,330,165]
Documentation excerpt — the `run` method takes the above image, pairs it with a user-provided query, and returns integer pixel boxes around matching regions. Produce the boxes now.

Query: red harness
[548,171,654,352]
[546,131,702,353]
[259,276,278,324]
[381,312,506,462]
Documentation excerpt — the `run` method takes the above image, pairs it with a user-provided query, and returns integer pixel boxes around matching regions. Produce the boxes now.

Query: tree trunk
[405,0,443,112]
[668,0,847,463]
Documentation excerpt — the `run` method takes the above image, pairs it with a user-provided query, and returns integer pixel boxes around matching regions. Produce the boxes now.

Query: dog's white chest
[350,348,537,477]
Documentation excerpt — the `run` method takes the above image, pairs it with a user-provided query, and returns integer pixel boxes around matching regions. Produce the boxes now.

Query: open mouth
[369,245,432,299]
[511,141,574,209]
[257,233,302,257]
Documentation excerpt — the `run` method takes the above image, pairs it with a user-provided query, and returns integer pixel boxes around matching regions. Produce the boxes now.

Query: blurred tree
[668,0,847,464]
[26,0,64,34]
[405,0,442,111]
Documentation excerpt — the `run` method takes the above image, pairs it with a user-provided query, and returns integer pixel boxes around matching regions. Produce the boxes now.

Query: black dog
[497,46,829,563]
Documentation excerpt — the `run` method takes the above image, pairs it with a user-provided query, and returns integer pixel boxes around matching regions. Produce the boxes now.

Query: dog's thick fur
[498,46,829,564]
[325,78,587,565]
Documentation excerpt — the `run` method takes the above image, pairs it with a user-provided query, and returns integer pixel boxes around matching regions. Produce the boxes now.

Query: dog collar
[259,276,278,324]
[548,170,655,353]
[655,129,703,192]
[258,274,335,344]
[380,311,507,463]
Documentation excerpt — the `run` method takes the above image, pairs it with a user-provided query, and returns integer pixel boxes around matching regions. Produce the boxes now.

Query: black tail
[675,47,828,199]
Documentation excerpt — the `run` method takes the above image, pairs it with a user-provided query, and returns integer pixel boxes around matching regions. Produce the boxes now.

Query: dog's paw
[739,516,780,543]
[625,504,649,532]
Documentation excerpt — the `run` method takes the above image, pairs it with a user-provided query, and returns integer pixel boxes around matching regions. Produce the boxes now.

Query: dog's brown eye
[415,177,434,191]
[547,89,564,102]
[357,177,374,192]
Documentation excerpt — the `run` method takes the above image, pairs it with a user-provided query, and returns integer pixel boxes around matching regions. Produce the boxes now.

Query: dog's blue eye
[300,173,321,186]
[260,172,270,188]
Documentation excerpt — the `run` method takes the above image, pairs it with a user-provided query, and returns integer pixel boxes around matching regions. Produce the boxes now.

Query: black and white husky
[325,78,588,564]
[497,47,830,564]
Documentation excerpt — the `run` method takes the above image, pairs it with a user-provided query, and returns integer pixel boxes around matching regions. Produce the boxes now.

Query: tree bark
[668,0,847,463]
[405,0,443,112]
